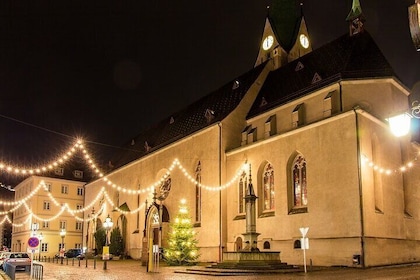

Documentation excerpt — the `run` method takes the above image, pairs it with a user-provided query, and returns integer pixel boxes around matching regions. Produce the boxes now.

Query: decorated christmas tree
[164,199,200,265]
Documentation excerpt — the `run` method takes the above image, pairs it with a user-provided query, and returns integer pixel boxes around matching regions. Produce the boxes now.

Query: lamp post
[103,214,113,270]
[38,233,43,261]
[60,229,66,265]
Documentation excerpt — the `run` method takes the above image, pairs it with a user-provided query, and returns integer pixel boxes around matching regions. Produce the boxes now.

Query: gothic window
[238,171,247,214]
[195,161,202,225]
[262,163,275,212]
[291,154,308,212]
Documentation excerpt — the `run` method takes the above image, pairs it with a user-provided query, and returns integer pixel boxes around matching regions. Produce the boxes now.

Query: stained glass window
[238,171,247,213]
[263,163,275,211]
[293,155,307,207]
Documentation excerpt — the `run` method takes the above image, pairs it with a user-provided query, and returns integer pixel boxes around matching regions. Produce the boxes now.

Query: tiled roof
[109,63,266,170]
[248,31,396,119]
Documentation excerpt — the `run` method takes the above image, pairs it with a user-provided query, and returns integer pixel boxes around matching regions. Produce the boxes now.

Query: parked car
[3,252,31,271]
[55,248,85,259]
[0,252,11,269]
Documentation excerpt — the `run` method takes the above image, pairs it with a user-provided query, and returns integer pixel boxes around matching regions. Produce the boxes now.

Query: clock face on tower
[262,35,274,50]
[299,34,309,49]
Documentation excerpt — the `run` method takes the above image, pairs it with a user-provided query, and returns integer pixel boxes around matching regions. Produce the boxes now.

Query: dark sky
[0,0,419,186]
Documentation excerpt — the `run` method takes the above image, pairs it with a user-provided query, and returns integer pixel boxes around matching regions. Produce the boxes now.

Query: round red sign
[28,237,39,248]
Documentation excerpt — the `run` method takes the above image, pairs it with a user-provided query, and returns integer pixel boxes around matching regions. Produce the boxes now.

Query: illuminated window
[288,153,308,214]
[262,163,275,212]
[238,171,247,214]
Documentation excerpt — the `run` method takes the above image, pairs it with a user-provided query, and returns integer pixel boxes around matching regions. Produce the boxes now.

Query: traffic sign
[28,237,39,248]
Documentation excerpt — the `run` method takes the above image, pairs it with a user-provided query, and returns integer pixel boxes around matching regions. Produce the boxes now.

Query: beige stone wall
[84,126,224,262]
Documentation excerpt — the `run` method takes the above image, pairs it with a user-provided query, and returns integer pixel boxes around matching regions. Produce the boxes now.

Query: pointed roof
[248,31,396,118]
[268,0,302,51]
[109,63,266,170]
[346,0,364,21]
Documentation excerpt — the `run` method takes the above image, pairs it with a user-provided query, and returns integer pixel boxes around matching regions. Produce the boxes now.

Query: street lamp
[103,214,113,270]
[388,101,420,137]
[60,229,66,265]
[38,233,43,261]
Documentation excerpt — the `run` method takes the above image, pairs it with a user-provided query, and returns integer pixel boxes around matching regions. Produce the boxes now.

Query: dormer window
[264,115,276,138]
[73,170,83,179]
[241,125,251,146]
[323,90,340,117]
[292,103,304,128]
[247,128,257,144]
[54,167,64,176]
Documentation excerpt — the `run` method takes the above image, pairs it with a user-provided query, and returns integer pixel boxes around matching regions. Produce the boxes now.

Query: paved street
[2,259,420,280]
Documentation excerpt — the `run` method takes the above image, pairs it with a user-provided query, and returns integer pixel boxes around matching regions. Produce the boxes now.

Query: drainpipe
[353,107,365,267]
[218,122,222,262]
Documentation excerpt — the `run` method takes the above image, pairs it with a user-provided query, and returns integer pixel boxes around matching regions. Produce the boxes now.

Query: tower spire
[346,0,365,36]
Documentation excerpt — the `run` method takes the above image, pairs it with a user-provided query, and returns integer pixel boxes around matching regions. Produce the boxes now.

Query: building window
[288,153,308,214]
[75,243,82,249]
[42,221,49,228]
[44,183,52,192]
[76,204,83,210]
[292,103,304,128]
[241,125,251,146]
[77,187,84,196]
[76,222,83,231]
[195,161,202,225]
[238,171,247,214]
[264,115,276,138]
[41,243,48,252]
[247,128,257,144]
[61,185,68,194]
[59,220,67,230]
[262,163,275,212]
[263,241,271,249]
[73,170,83,179]
[59,243,65,251]
[43,201,50,210]
[55,167,64,176]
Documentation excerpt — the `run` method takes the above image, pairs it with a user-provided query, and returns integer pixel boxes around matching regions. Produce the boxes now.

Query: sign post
[299,227,309,273]
[28,237,39,280]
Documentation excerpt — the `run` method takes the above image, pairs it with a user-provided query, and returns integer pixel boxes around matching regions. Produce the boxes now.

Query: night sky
[0,0,419,187]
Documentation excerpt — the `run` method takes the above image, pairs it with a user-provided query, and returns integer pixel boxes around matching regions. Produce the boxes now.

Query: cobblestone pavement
[2,259,420,280]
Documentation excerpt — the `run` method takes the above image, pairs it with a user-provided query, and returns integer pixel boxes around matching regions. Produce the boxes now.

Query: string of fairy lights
[0,139,249,228]
[0,138,418,228]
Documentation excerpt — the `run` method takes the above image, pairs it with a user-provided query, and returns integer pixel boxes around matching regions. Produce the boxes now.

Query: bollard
[85,257,88,268]
[72,258,74,266]
[94,257,96,269]
[78,258,81,267]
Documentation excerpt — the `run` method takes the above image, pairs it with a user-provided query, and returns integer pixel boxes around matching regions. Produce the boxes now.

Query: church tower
[346,0,365,36]
[255,1,312,70]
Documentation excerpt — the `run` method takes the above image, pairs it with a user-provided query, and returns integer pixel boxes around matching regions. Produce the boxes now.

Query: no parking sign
[28,237,39,248]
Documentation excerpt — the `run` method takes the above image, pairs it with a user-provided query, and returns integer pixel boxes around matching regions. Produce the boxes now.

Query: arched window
[262,163,275,211]
[263,241,271,250]
[238,171,247,214]
[292,154,307,209]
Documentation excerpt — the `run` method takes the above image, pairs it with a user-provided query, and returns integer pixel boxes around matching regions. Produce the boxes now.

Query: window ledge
[234,214,246,220]
[288,207,308,215]
[258,211,275,218]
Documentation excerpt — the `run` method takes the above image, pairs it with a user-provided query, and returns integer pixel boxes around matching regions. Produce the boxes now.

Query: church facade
[83,0,420,267]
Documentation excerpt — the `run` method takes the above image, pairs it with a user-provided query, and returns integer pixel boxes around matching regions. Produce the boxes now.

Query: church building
[84,0,420,267]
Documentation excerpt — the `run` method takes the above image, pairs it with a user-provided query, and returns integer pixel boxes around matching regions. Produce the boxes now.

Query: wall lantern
[388,101,420,137]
